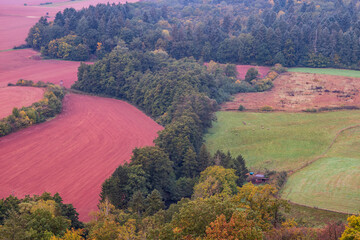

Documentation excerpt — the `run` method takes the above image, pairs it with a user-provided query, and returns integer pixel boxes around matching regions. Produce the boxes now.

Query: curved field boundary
[289,124,360,175]
[0,93,163,221]
[0,86,44,119]
[282,125,360,214]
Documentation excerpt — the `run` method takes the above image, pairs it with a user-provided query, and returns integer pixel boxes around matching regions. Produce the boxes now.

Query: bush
[303,108,317,113]
[271,64,287,73]
[260,106,273,111]
[238,105,245,111]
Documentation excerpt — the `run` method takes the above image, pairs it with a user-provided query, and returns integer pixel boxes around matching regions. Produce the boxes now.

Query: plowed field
[0,86,44,119]
[0,49,82,88]
[0,94,163,221]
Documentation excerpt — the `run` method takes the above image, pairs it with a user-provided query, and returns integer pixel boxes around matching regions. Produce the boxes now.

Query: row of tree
[0,81,65,136]
[26,0,360,69]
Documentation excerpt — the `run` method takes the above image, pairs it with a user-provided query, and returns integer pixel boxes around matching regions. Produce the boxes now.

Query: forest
[26,0,360,68]
[1,0,360,239]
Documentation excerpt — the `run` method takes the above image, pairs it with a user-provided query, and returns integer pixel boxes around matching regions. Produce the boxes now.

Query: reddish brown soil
[0,86,44,119]
[0,93,163,221]
[0,49,82,88]
[223,72,360,111]
[236,65,271,80]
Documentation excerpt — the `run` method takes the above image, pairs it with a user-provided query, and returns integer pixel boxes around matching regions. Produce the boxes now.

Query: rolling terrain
[205,111,360,171]
[0,86,44,119]
[0,93,163,221]
[282,126,360,214]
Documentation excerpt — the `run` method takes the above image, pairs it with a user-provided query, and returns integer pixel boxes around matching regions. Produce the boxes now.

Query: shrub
[271,64,287,73]
[260,106,273,112]
[238,105,245,111]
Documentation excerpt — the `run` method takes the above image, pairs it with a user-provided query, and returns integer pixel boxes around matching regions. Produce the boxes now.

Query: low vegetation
[288,68,360,78]
[205,111,360,171]
[282,126,360,214]
[0,80,65,136]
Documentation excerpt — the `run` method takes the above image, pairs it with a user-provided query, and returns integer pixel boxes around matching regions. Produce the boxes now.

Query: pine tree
[182,147,198,178]
[145,190,164,216]
[129,191,145,216]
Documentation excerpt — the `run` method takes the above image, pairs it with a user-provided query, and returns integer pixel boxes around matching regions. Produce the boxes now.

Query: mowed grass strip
[288,67,360,78]
[282,126,360,214]
[204,111,360,171]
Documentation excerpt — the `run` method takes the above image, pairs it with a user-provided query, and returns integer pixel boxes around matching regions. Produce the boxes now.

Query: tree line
[26,0,360,69]
[0,81,65,137]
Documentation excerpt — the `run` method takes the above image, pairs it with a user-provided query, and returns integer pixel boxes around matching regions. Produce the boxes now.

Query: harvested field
[0,86,44,119]
[236,65,270,79]
[204,111,360,171]
[0,93,163,221]
[0,49,82,88]
[223,72,360,111]
[282,126,360,214]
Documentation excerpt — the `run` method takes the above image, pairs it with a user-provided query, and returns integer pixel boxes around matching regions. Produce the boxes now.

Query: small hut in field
[246,172,269,184]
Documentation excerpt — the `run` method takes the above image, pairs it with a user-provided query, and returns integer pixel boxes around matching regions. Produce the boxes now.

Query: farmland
[0,93,162,221]
[0,86,44,119]
[222,72,360,111]
[289,67,360,78]
[204,111,360,171]
[282,126,360,214]
[0,49,82,88]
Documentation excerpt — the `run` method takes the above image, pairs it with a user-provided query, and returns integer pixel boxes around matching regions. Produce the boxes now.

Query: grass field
[204,111,360,171]
[284,203,349,228]
[282,126,360,214]
[288,67,360,78]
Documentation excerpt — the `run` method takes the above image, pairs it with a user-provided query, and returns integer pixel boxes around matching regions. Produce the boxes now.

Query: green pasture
[282,126,360,214]
[288,67,360,78]
[204,111,360,171]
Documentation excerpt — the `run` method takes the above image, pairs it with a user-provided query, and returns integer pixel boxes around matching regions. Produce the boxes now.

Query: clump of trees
[0,193,83,239]
[0,81,65,136]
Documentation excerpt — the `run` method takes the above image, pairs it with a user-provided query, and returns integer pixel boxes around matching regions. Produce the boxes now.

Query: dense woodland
[26,0,360,69]
[1,0,360,239]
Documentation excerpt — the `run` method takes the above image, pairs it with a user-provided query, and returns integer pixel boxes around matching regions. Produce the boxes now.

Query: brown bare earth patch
[0,86,44,119]
[222,72,360,111]
[236,65,271,79]
[0,93,163,221]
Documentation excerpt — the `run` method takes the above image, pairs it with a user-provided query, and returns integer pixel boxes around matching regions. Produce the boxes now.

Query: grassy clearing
[282,126,360,214]
[288,67,360,78]
[204,111,360,171]
[284,203,349,228]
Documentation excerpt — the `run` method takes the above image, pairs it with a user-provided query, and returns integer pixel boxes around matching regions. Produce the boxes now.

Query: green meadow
[205,111,360,171]
[288,67,360,78]
[282,126,360,214]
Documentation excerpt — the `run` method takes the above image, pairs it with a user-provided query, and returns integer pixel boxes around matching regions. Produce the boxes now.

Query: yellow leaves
[277,10,285,18]
[281,218,298,229]
[193,166,238,199]
[31,200,58,217]
[50,229,85,240]
[161,29,171,40]
[340,214,360,240]
[97,42,102,51]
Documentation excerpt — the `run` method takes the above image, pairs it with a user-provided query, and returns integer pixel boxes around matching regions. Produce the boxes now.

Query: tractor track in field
[289,124,360,175]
